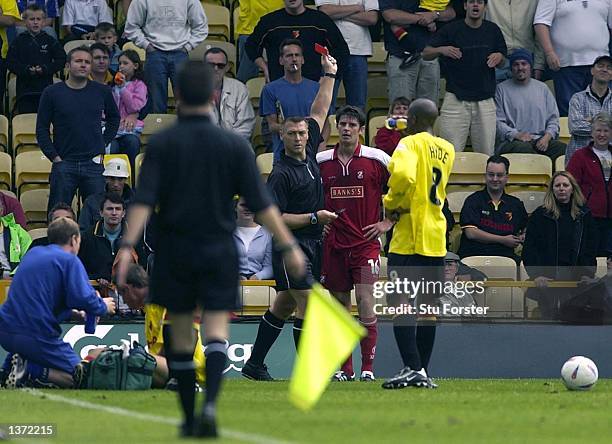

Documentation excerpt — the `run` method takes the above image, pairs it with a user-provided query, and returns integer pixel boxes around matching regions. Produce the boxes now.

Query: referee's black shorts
[272,238,321,291]
[150,235,240,313]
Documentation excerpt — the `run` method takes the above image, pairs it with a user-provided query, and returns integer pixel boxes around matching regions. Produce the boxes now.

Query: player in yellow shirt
[381,98,454,390]
[122,264,205,388]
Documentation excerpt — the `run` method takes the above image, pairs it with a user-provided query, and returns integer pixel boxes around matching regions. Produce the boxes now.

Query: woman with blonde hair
[522,171,598,319]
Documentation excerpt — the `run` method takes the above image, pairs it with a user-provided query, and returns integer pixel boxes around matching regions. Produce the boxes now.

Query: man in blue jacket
[0,217,116,389]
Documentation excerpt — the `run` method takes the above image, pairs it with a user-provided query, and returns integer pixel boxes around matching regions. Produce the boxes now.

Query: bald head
[408,99,439,129]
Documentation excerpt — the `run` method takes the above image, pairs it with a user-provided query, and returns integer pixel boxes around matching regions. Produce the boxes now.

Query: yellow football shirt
[145,303,206,384]
[383,131,455,257]
[0,0,20,58]
[236,0,285,37]
[419,0,450,12]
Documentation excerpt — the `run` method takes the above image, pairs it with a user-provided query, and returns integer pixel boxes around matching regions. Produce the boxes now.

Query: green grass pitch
[0,379,610,443]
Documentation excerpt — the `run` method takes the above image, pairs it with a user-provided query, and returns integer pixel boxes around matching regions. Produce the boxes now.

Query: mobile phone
[314,43,329,57]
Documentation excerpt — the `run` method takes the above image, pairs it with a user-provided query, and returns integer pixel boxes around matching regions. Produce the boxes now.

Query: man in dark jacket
[78,192,144,281]
[78,157,134,231]
[6,4,65,114]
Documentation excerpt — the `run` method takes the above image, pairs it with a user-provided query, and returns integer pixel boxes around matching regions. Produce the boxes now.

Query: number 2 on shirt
[429,167,442,206]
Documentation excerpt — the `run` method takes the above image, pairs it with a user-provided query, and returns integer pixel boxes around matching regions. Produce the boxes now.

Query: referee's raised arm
[309,54,338,132]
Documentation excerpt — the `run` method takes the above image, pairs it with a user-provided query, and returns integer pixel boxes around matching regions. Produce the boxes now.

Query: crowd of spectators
[0,0,608,322]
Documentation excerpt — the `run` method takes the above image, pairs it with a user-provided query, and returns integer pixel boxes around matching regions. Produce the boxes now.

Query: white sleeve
[533,0,556,26]
[315,0,337,6]
[124,0,150,49]
[61,0,75,26]
[365,0,379,12]
[100,2,114,24]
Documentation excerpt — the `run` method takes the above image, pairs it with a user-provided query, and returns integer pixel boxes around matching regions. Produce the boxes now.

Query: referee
[242,54,339,381]
[116,61,305,438]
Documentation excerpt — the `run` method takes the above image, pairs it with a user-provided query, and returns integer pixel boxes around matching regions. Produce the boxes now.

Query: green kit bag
[87,341,157,390]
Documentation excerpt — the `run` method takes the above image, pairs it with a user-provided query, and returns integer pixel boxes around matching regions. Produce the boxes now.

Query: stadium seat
[256,152,273,178]
[252,115,267,154]
[20,188,50,227]
[461,255,522,318]
[135,153,144,186]
[327,115,339,146]
[366,76,389,120]
[559,117,570,145]
[446,190,473,221]
[202,4,231,41]
[368,115,386,147]
[233,6,240,42]
[27,227,47,242]
[509,191,545,214]
[103,154,132,184]
[0,115,7,153]
[15,151,52,196]
[379,255,387,279]
[517,262,537,318]
[247,77,265,111]
[190,40,237,74]
[240,285,277,316]
[502,153,552,191]
[63,39,94,54]
[122,41,146,61]
[12,114,41,156]
[140,114,177,147]
[368,42,387,75]
[0,189,16,199]
[596,257,608,278]
[447,152,488,192]
[555,155,565,172]
[0,152,12,190]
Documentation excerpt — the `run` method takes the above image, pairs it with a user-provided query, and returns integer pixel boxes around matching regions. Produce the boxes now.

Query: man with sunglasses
[204,47,255,140]
[457,155,528,262]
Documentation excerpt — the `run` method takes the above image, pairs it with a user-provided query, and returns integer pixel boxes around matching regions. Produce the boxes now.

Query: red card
[314,43,329,57]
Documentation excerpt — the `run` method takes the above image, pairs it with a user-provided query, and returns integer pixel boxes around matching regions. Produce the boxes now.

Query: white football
[561,356,598,391]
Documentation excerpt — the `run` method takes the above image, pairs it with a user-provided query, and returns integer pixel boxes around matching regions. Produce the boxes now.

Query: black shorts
[150,236,240,313]
[272,238,321,291]
[387,253,445,307]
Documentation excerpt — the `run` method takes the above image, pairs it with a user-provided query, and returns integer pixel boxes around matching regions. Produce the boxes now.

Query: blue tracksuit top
[0,244,107,338]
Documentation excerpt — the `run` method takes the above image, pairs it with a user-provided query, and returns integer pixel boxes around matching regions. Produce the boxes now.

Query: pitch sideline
[24,388,295,444]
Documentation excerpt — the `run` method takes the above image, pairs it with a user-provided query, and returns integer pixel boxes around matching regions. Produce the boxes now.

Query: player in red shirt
[317,105,394,381]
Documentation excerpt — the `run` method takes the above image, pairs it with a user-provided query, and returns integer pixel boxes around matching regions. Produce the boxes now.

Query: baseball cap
[593,55,612,66]
[103,157,129,178]
[445,252,461,262]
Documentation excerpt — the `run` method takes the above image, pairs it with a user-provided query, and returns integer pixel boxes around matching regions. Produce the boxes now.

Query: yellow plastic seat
[135,153,145,187]
[12,114,42,156]
[122,41,146,61]
[247,77,265,112]
[368,42,387,75]
[509,191,545,214]
[0,115,7,153]
[502,153,552,191]
[0,152,12,190]
[20,188,50,227]
[368,115,386,147]
[27,227,48,241]
[461,255,522,318]
[140,114,178,147]
[555,155,565,172]
[256,152,273,178]
[447,152,488,193]
[559,117,570,145]
[63,39,94,54]
[202,4,231,41]
[446,190,473,221]
[15,151,52,196]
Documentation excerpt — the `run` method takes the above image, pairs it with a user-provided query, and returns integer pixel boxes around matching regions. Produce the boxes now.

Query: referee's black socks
[168,353,196,427]
[248,310,285,365]
[203,339,228,416]
[392,315,422,371]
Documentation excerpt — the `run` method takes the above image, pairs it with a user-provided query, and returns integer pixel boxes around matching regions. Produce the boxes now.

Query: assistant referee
[116,61,306,438]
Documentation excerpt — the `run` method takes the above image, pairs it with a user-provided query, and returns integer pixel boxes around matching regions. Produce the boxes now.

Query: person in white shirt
[316,0,379,110]
[124,0,208,113]
[534,0,612,117]
[234,198,273,280]
[62,0,113,40]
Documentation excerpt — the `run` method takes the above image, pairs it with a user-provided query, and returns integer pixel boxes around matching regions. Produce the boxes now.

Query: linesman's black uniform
[267,118,323,290]
[134,114,272,312]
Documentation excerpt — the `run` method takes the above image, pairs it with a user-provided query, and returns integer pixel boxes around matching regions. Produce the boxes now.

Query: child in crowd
[95,22,120,72]
[61,0,113,41]
[7,3,66,114]
[374,96,411,156]
[110,50,147,171]
[16,0,59,38]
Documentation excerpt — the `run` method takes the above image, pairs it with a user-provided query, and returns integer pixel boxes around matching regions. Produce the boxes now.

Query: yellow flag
[288,283,366,411]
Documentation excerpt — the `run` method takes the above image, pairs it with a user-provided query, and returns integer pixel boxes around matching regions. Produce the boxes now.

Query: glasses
[486,172,507,179]
[207,62,227,70]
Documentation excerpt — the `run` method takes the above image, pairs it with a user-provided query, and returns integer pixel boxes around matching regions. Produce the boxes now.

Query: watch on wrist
[310,212,319,225]
[323,72,337,79]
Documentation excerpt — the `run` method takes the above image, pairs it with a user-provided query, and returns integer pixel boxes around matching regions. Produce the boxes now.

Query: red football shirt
[316,144,390,249]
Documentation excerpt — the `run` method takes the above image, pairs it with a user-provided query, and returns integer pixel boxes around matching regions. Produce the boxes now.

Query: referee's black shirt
[267,118,324,240]
[134,115,271,242]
